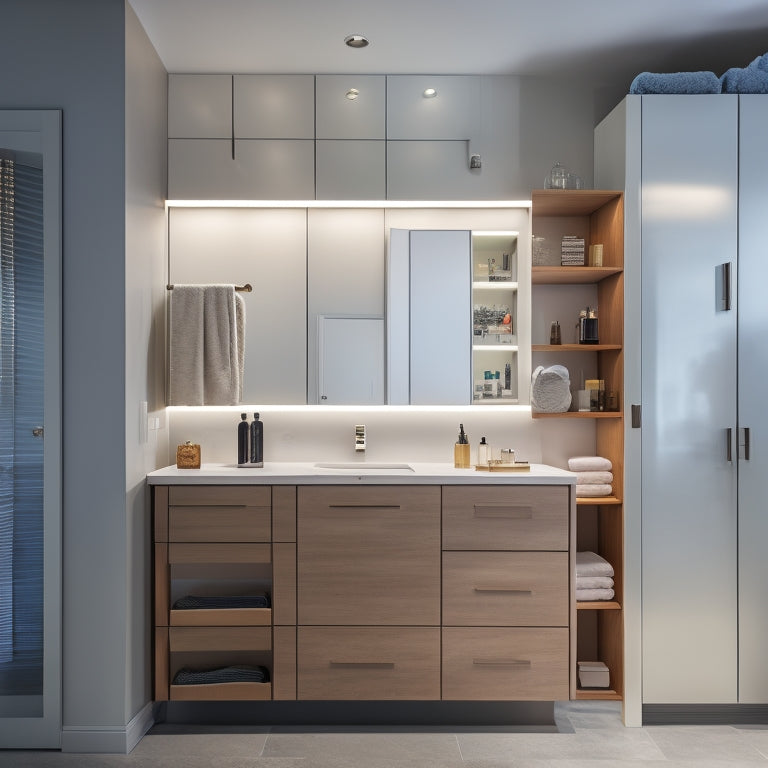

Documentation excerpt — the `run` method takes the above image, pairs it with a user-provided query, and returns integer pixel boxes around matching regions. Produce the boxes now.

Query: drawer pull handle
[473,506,533,519]
[329,661,396,669]
[328,504,402,510]
[473,587,533,595]
[472,658,531,667]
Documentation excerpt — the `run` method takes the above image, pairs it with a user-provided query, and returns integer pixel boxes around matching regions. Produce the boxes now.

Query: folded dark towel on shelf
[172,594,270,610]
[720,53,768,93]
[629,71,721,95]
[173,665,270,686]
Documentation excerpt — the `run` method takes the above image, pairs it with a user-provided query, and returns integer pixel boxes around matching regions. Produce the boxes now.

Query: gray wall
[1,0,166,748]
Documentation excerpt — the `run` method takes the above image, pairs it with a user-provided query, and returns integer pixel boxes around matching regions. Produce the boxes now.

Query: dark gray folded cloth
[629,71,721,94]
[172,593,270,610]
[173,665,270,686]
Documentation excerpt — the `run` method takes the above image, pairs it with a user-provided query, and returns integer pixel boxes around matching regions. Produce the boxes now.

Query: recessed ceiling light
[423,88,437,98]
[344,34,369,49]
[346,88,360,100]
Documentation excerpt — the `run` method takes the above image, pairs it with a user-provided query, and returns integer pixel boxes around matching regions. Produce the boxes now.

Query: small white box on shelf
[578,660,610,688]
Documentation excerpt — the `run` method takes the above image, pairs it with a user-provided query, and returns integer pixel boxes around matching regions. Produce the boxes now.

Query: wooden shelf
[532,411,622,419]
[532,344,622,352]
[577,601,622,611]
[532,189,624,216]
[170,681,272,701]
[575,687,622,701]
[170,607,272,627]
[576,496,622,506]
[532,266,623,285]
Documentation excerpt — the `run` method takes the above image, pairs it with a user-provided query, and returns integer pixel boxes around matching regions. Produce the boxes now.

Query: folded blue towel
[629,71,721,95]
[720,53,768,93]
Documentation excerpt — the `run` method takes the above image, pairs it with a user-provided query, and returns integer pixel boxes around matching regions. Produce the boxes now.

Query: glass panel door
[0,111,61,748]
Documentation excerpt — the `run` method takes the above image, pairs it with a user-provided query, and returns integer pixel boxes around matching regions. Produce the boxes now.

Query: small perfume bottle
[550,320,561,345]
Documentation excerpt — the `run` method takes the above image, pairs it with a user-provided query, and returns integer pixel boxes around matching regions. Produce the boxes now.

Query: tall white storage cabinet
[595,95,768,722]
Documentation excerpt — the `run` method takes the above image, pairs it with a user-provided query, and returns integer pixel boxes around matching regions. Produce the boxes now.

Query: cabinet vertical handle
[742,427,751,461]
[726,427,733,463]
[716,262,732,311]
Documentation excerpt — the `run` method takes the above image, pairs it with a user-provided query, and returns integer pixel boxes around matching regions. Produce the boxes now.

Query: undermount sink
[314,462,414,472]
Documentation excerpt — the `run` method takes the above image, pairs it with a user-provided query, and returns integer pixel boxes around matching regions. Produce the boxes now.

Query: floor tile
[132,731,269,759]
[646,725,768,762]
[262,731,462,764]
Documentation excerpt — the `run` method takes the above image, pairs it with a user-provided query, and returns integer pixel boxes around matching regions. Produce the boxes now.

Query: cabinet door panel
[316,140,385,200]
[737,95,768,703]
[316,75,385,139]
[168,74,231,139]
[168,138,314,200]
[386,76,480,140]
[442,627,569,701]
[387,141,480,200]
[298,627,440,700]
[641,95,738,704]
[297,486,440,625]
[234,74,314,139]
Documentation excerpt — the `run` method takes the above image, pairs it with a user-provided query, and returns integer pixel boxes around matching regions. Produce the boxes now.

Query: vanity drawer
[442,551,569,626]
[169,506,271,542]
[442,627,569,700]
[297,626,440,700]
[442,485,569,551]
[169,486,271,507]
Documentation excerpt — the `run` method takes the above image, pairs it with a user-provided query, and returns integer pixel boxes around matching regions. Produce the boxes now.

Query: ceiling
[129,0,768,89]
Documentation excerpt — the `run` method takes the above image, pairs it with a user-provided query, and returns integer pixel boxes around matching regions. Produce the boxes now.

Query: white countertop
[147,462,575,485]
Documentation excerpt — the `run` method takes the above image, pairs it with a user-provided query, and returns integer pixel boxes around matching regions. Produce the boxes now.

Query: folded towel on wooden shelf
[576,471,614,485]
[568,456,612,472]
[576,576,614,590]
[629,70,721,94]
[576,587,616,602]
[172,594,270,610]
[576,550,615,578]
[575,483,613,497]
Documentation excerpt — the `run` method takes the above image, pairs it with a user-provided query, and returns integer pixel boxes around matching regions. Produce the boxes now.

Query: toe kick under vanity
[147,463,576,722]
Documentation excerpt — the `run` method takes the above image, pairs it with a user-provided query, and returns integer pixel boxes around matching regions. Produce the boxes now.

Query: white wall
[124,0,168,734]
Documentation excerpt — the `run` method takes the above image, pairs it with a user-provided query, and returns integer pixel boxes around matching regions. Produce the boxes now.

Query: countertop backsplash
[166,407,593,471]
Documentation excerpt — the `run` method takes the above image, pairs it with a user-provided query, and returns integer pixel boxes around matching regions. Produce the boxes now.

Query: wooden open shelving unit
[531,189,624,703]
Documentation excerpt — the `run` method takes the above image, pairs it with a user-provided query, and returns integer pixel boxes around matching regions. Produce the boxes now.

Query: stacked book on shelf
[561,235,585,266]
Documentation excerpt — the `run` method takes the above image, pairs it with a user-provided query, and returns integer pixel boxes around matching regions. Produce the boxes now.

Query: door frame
[0,109,62,748]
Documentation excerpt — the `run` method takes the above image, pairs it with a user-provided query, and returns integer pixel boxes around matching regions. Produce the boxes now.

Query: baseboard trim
[61,701,154,754]
[643,703,768,725]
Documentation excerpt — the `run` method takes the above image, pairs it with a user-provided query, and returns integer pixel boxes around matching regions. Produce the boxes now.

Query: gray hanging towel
[169,284,245,405]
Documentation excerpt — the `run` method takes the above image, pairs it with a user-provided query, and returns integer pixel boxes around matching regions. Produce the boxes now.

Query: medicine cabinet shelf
[532,266,622,285]
[531,344,622,352]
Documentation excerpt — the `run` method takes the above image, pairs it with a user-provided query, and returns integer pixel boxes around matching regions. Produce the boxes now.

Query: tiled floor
[3,702,768,767]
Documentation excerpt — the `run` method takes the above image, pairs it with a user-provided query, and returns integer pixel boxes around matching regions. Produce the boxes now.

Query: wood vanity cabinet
[152,481,573,704]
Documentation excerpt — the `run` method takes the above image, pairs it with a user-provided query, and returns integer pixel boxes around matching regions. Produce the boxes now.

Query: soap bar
[176,442,201,469]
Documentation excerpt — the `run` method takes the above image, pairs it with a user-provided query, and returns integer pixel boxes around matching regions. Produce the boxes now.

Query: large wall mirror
[167,205,529,406]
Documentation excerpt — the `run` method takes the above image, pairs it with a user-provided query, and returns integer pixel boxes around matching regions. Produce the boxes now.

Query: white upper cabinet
[168,74,232,138]
[316,75,386,139]
[234,75,315,139]
[386,76,480,140]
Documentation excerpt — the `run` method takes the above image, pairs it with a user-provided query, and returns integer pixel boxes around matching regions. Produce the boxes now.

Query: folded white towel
[531,365,572,413]
[576,575,614,590]
[576,588,615,601]
[569,456,612,472]
[575,483,612,497]
[576,471,613,485]
[576,551,614,577]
